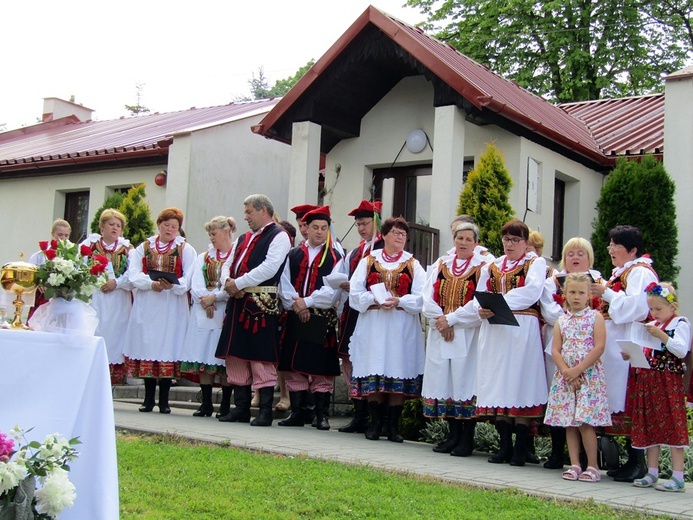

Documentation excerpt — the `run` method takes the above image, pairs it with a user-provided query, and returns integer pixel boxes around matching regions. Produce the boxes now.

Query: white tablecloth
[0,329,119,520]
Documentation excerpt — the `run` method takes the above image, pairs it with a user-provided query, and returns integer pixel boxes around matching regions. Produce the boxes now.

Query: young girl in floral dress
[627,283,690,493]
[544,273,611,482]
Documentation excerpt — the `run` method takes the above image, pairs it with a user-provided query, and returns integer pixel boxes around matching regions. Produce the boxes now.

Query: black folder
[148,270,180,285]
[473,291,519,327]
[286,311,327,344]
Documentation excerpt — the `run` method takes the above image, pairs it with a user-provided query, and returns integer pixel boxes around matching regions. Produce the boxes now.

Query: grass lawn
[116,432,664,519]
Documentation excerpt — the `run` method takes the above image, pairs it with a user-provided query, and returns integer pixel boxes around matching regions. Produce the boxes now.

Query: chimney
[42,97,95,123]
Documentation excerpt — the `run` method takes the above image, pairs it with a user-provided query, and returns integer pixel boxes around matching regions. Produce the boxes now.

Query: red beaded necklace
[452,255,473,277]
[501,255,523,273]
[99,238,118,253]
[381,249,403,263]
[216,248,231,261]
[155,236,175,254]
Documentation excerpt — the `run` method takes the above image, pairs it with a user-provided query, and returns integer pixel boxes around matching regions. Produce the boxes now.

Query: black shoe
[543,426,566,469]
[218,385,251,423]
[193,384,214,417]
[450,420,476,457]
[139,378,156,412]
[158,378,172,414]
[338,399,369,433]
[433,419,461,454]
[613,447,646,482]
[250,387,274,426]
[365,401,383,441]
[488,420,513,464]
[216,386,233,419]
[313,392,331,431]
[510,424,529,466]
[387,405,404,443]
[278,391,306,427]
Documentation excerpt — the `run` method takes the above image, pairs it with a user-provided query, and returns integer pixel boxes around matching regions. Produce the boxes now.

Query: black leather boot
[451,420,476,457]
[278,391,306,426]
[314,392,331,431]
[218,385,251,422]
[525,433,539,464]
[365,401,383,440]
[544,426,566,469]
[216,385,233,419]
[613,445,647,482]
[138,378,156,412]
[488,420,513,463]
[387,405,404,443]
[251,386,274,426]
[304,392,316,425]
[338,399,370,433]
[433,419,461,453]
[510,423,529,466]
[158,378,172,414]
[193,384,214,417]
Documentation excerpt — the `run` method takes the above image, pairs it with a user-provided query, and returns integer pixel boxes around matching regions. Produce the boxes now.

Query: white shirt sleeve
[349,256,376,312]
[235,232,291,290]
[603,265,658,325]
[664,318,691,359]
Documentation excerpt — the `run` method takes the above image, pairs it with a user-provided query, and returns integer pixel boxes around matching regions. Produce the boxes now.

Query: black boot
[314,392,331,431]
[138,378,156,412]
[158,378,172,414]
[379,404,390,437]
[304,392,316,426]
[338,399,370,433]
[525,433,539,464]
[432,419,461,454]
[488,420,513,464]
[193,384,214,417]
[387,405,404,443]
[544,426,566,469]
[216,385,233,419]
[451,420,476,457]
[278,391,306,426]
[510,423,529,466]
[365,401,383,440]
[613,445,647,482]
[250,386,274,427]
[218,385,251,422]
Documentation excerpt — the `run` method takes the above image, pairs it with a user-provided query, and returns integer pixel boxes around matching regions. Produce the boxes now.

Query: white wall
[664,71,693,318]
[325,75,605,258]
[0,165,166,267]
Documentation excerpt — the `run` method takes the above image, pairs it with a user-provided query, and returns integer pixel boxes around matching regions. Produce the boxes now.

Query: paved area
[114,399,691,518]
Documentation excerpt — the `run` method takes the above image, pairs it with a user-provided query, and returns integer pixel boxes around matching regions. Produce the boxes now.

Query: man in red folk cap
[290,204,318,245]
[277,206,344,430]
[336,200,384,433]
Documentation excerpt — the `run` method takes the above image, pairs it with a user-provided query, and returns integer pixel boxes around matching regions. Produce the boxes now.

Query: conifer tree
[119,184,154,247]
[90,192,125,233]
[457,143,515,256]
[591,156,679,283]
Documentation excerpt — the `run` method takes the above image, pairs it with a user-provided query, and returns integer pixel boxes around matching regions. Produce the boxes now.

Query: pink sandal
[578,466,601,482]
[562,465,581,481]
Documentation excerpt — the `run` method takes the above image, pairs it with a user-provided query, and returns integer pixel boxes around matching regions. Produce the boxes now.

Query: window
[64,191,90,244]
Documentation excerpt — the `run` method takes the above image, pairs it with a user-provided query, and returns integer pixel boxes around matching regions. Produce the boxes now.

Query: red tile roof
[559,94,664,157]
[253,6,611,167]
[0,99,279,174]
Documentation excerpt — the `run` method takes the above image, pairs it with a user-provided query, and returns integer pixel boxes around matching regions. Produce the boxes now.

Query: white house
[0,97,292,265]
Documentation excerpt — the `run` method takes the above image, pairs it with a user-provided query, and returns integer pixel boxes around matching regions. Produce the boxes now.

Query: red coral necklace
[381,249,403,263]
[155,237,175,254]
[100,238,118,253]
[452,255,473,277]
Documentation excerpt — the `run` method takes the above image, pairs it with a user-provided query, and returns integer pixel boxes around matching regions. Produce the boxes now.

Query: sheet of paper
[440,330,468,359]
[323,272,348,290]
[616,339,651,369]
[370,282,390,305]
[195,304,224,330]
[106,261,116,280]
[629,322,662,350]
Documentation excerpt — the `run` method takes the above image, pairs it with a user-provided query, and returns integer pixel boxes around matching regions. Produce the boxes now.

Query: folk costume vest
[600,263,658,320]
[486,258,540,319]
[89,238,132,279]
[432,260,483,313]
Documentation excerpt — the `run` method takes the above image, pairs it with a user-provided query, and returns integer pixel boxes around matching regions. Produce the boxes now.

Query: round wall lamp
[154,170,167,186]
[405,129,428,154]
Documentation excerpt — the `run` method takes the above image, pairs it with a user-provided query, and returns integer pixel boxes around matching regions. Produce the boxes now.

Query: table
[0,329,119,520]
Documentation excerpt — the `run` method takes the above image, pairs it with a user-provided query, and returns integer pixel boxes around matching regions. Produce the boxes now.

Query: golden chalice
[1,253,39,330]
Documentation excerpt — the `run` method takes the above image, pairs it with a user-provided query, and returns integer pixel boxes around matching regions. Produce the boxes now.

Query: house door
[372,165,432,225]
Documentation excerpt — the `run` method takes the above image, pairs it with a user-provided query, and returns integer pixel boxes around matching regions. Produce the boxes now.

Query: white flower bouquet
[0,427,80,520]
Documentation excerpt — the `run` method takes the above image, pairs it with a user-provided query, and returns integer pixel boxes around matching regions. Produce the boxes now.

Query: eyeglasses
[355,220,373,228]
[390,230,407,238]
[501,236,524,245]
[606,244,624,252]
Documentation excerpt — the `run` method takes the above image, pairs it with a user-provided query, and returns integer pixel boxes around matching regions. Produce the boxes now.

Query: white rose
[35,468,76,518]
[0,461,28,494]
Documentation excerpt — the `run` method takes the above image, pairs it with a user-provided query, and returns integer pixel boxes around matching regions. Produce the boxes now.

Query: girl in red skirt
[624,282,690,492]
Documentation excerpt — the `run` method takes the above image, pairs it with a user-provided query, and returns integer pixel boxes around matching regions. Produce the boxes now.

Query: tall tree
[247,60,315,100]
[407,0,689,102]
[591,156,679,283]
[90,192,126,233]
[125,82,151,116]
[457,143,515,256]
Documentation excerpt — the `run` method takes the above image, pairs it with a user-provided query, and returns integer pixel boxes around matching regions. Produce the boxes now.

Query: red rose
[38,241,49,251]
[94,254,109,266]
[80,244,93,256]
[90,263,106,275]
[45,249,57,260]
[50,239,58,250]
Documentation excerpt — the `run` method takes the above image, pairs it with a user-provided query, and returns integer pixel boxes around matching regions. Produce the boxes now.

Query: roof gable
[253,6,609,168]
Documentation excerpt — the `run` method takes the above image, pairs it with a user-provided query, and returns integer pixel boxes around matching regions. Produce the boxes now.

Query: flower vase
[0,475,35,520]
[28,296,99,335]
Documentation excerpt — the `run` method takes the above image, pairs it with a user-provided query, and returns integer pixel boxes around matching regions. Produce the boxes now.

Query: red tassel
[261,316,266,328]
[244,317,250,330]
[239,311,245,323]
[253,319,258,334]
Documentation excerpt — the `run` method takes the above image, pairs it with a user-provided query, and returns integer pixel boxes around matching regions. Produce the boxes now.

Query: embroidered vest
[433,260,482,314]
[142,240,184,277]
[232,223,286,286]
[648,327,686,374]
[288,244,342,298]
[365,256,416,297]
[486,258,540,318]
[90,240,131,278]
[600,263,658,320]
[203,252,225,290]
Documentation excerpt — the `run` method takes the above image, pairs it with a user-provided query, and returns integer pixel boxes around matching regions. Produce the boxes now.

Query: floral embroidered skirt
[109,363,128,386]
[126,357,181,379]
